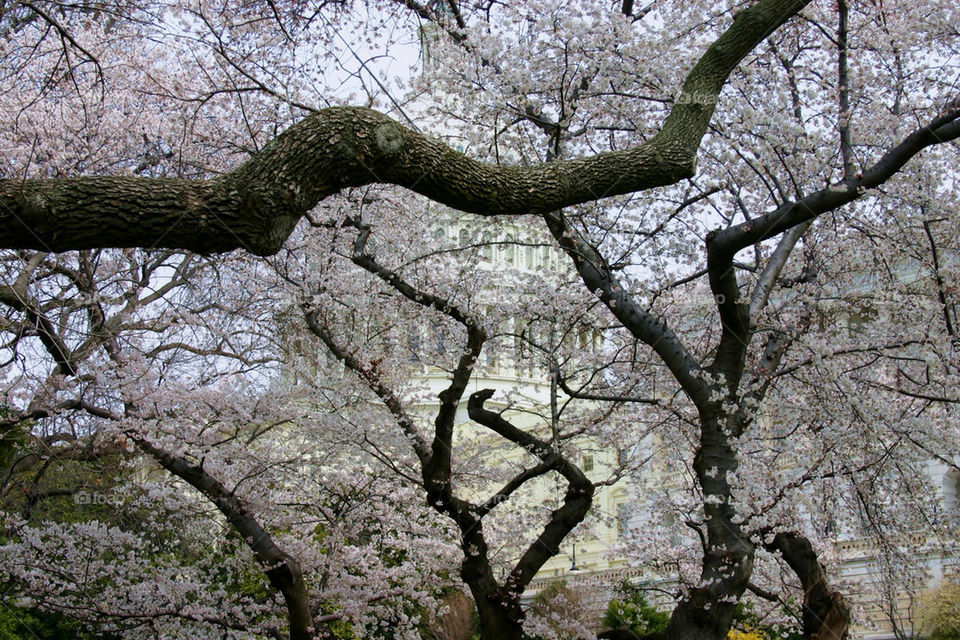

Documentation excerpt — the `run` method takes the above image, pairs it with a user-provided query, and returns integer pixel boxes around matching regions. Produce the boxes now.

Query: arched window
[617,503,631,539]
[407,331,421,363]
[481,232,493,261]
[431,320,446,355]
[504,235,516,265]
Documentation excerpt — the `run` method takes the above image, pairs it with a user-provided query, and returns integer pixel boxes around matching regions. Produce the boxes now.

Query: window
[407,331,421,363]
[431,321,446,355]
[617,503,631,538]
[845,304,878,337]
[582,455,594,473]
[662,512,681,545]
[481,232,493,261]
[942,470,960,527]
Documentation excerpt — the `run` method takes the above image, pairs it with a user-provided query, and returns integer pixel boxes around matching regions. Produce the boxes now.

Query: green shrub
[601,582,669,637]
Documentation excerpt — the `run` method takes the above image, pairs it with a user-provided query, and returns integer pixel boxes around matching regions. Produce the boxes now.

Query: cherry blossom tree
[1,1,959,640]
[0,4,473,638]
[0,244,460,639]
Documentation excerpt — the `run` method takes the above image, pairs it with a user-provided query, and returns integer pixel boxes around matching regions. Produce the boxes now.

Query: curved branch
[766,531,850,640]
[134,436,315,640]
[556,374,660,405]
[704,108,960,389]
[748,220,811,320]
[709,109,960,259]
[346,225,486,509]
[475,460,555,518]
[467,388,593,592]
[0,0,810,256]
[0,283,76,376]
[543,208,708,405]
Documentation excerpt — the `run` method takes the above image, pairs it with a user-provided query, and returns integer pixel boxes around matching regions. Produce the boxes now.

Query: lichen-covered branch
[0,0,810,256]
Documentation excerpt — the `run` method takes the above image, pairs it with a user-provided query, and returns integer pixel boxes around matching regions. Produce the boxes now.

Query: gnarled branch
[0,0,810,256]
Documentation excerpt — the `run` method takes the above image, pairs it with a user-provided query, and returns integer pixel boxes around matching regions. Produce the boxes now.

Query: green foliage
[0,599,116,640]
[602,582,669,637]
[727,600,802,640]
[532,580,573,607]
[919,581,960,640]
[0,406,27,471]
[600,585,802,640]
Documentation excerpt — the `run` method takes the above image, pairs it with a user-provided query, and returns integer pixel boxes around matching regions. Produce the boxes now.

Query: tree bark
[472,591,525,640]
[660,409,755,640]
[767,532,850,640]
[466,389,595,640]
[0,0,812,256]
[460,525,526,640]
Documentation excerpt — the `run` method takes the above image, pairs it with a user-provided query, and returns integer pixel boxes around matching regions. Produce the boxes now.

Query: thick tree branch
[742,248,818,406]
[766,531,850,640]
[748,220,812,320]
[709,109,960,259]
[704,108,960,393]
[836,0,854,179]
[467,388,593,594]
[0,253,77,375]
[0,0,810,256]
[346,225,485,514]
[543,209,708,405]
[330,232,567,636]
[475,460,555,518]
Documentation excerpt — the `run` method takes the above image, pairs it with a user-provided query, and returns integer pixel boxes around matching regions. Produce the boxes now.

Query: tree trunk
[461,552,524,640]
[767,532,850,640]
[664,589,743,640]
[474,594,525,640]
[458,518,526,640]
[660,412,755,640]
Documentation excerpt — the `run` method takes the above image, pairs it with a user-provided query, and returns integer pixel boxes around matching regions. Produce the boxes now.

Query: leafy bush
[919,581,960,640]
[0,600,114,640]
[601,582,669,637]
